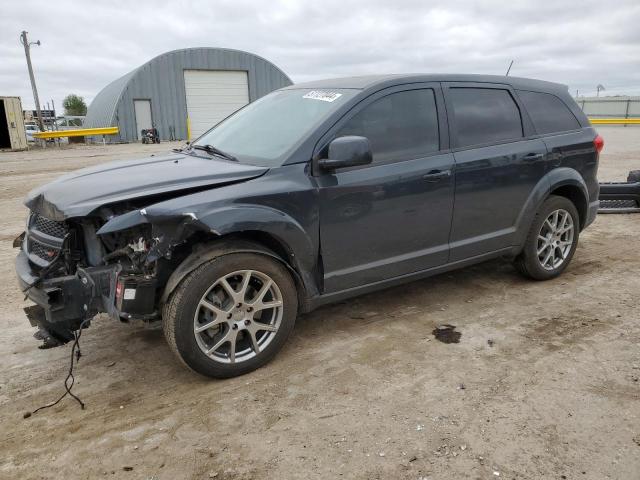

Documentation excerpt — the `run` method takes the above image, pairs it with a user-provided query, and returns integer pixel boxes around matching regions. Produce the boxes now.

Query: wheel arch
[514,168,589,249]
[160,234,314,313]
[544,167,589,229]
[99,202,320,311]
[549,184,588,229]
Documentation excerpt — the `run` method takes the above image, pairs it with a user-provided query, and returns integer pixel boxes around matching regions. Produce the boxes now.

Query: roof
[84,70,136,130]
[285,74,568,93]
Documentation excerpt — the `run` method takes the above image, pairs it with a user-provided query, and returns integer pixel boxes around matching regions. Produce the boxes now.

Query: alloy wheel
[193,270,283,364]
[536,208,575,271]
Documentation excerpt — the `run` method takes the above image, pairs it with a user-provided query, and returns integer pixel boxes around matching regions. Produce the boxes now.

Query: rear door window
[517,90,581,134]
[449,88,523,148]
[336,89,439,164]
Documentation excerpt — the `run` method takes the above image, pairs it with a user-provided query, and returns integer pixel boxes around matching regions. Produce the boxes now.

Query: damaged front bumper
[15,249,121,345]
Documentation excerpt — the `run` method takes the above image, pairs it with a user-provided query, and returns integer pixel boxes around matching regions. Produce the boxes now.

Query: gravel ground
[0,127,638,480]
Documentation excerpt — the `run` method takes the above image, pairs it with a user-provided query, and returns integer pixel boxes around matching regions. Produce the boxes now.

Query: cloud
[1,0,639,111]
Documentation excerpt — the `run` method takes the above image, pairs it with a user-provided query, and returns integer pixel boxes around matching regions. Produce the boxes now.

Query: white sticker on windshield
[303,90,343,102]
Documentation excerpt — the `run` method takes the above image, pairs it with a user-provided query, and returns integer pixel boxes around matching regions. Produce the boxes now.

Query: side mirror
[318,136,373,171]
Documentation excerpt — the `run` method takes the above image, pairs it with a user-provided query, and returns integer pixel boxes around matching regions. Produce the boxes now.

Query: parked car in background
[15,74,601,378]
[55,116,84,130]
[54,116,86,144]
[24,123,39,143]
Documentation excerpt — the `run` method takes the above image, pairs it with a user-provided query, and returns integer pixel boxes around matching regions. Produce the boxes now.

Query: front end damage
[15,206,200,348]
[14,151,275,348]
[16,249,121,346]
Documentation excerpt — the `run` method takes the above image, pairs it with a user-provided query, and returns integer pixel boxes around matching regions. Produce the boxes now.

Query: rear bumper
[585,200,599,228]
[15,250,120,341]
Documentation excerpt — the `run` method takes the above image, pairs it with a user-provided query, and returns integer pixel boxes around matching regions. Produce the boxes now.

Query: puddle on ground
[432,324,461,344]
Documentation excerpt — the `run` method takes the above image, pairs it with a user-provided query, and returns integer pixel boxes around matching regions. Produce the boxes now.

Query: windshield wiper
[191,144,238,162]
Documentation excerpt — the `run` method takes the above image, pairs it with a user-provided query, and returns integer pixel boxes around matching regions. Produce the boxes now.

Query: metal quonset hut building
[84,48,292,143]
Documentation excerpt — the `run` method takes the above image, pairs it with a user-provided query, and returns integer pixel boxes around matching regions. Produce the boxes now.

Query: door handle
[422,169,451,182]
[523,153,544,162]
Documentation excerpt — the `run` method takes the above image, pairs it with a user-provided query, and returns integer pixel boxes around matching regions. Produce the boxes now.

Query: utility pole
[19,31,44,131]
[51,99,57,130]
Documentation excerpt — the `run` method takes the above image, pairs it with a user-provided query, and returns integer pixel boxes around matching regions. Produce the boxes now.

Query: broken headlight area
[98,223,162,321]
[18,211,165,348]
[99,224,154,270]
[18,202,206,349]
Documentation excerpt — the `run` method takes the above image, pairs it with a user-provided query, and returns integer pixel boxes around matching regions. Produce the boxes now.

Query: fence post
[624,99,631,128]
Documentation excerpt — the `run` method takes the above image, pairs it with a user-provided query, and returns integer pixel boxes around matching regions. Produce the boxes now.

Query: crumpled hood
[25,152,268,220]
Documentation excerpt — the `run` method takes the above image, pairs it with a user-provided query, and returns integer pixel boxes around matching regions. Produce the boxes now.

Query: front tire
[514,195,580,280]
[163,253,298,378]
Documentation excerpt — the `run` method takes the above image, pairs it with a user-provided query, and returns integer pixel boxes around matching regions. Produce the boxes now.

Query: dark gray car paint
[314,82,454,292]
[443,82,544,260]
[24,153,269,220]
[23,74,599,313]
[110,163,322,297]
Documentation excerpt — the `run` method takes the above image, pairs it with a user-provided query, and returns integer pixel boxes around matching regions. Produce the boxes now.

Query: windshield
[193,88,358,166]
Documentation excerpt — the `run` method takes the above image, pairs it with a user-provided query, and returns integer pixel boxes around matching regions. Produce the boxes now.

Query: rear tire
[163,252,298,378]
[514,195,580,280]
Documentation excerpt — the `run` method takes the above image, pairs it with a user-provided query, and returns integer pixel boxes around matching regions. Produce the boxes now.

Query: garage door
[184,70,249,139]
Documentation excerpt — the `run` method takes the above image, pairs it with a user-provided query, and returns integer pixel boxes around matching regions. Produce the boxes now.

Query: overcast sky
[2,0,639,112]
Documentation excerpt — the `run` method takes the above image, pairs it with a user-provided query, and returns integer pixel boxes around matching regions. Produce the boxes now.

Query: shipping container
[0,96,28,151]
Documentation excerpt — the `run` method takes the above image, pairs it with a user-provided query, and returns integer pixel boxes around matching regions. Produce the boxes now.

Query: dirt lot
[0,128,639,480]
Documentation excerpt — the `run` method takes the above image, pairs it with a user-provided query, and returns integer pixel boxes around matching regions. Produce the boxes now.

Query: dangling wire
[25,317,91,418]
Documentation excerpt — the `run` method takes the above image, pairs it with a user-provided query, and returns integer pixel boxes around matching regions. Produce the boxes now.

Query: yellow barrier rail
[589,118,640,125]
[27,119,635,141]
[32,126,119,139]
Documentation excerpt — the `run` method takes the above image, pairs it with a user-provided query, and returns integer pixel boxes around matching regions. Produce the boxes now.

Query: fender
[196,204,316,276]
[545,166,590,197]
[97,202,320,304]
[513,167,588,248]
[160,238,312,312]
[154,204,318,305]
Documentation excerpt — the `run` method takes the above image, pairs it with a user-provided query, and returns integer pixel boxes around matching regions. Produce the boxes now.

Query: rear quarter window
[449,88,523,148]
[516,90,581,135]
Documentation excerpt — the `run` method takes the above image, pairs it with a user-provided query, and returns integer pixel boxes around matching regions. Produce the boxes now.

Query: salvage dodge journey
[15,74,602,378]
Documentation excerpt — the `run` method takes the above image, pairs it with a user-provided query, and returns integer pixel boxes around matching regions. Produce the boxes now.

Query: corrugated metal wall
[85,48,292,143]
[84,71,136,131]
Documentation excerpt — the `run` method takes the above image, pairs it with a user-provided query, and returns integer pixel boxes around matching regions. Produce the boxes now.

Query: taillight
[115,278,123,301]
[594,134,604,154]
